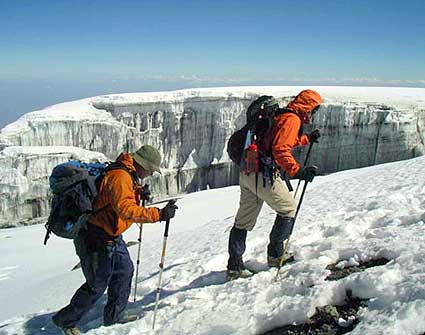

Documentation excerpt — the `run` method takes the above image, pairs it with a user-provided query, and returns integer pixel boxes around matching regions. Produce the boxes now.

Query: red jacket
[272,90,323,176]
[88,153,160,237]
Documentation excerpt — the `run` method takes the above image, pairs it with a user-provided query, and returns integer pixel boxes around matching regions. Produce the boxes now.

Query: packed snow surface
[1,156,425,334]
[92,86,425,109]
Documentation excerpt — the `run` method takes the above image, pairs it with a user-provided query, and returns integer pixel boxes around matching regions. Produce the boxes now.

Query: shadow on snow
[22,263,225,334]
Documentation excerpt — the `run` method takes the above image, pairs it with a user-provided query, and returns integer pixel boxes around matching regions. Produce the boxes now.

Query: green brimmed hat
[131,145,162,174]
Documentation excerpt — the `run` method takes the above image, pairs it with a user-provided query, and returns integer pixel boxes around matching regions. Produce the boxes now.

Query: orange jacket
[88,153,160,237]
[272,90,323,176]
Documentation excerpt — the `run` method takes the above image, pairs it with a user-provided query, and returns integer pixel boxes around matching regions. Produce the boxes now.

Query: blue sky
[0,0,424,127]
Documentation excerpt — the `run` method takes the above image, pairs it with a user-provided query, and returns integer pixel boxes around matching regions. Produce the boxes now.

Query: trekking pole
[133,197,146,303]
[133,184,150,302]
[152,199,176,330]
[274,180,309,282]
[294,142,314,198]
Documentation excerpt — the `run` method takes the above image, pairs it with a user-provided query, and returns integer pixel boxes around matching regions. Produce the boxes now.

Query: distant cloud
[102,74,425,88]
[320,77,425,87]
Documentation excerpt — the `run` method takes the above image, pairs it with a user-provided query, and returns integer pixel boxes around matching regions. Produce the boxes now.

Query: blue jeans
[53,237,134,328]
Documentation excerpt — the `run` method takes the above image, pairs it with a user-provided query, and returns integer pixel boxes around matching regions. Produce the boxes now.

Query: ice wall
[0,86,424,227]
[298,102,425,172]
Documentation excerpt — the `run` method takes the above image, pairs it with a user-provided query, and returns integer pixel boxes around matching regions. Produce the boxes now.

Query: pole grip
[162,199,176,237]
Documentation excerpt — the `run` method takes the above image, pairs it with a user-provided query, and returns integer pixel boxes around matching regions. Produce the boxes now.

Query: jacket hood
[115,153,137,173]
[286,90,323,123]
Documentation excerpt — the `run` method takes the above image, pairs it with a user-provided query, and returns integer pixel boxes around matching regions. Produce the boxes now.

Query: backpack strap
[105,162,138,183]
[95,162,139,190]
[91,162,139,216]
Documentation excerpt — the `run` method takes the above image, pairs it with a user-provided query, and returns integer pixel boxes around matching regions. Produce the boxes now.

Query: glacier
[0,86,424,228]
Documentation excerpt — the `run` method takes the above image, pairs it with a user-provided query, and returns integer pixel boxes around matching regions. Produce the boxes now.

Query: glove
[140,184,151,202]
[307,129,320,143]
[294,165,318,182]
[159,200,178,221]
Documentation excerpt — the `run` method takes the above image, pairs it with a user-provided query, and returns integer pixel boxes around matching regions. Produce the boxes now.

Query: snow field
[0,156,425,334]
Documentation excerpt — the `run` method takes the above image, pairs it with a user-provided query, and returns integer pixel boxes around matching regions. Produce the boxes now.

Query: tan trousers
[234,172,296,231]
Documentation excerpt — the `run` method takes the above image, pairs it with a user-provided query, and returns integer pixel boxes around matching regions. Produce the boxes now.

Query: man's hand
[159,200,178,221]
[295,165,318,182]
[307,129,321,143]
[141,184,151,202]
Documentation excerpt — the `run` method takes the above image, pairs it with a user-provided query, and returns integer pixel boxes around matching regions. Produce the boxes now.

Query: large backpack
[43,161,107,245]
[227,95,281,168]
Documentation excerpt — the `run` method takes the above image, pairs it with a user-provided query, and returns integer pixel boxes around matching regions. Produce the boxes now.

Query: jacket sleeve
[272,115,304,177]
[296,134,310,146]
[105,170,160,225]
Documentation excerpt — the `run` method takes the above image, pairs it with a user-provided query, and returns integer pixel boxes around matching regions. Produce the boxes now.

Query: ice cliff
[1,86,424,227]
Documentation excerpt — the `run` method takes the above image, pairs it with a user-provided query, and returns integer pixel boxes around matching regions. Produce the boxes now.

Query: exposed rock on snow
[263,290,366,335]
[0,86,424,227]
[325,257,391,281]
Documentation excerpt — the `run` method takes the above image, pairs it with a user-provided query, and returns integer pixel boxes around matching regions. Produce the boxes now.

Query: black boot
[227,226,247,271]
[52,314,81,335]
[226,227,254,279]
[267,216,295,266]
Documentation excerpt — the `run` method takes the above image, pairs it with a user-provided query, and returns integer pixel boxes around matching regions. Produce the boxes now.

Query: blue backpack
[43,161,107,245]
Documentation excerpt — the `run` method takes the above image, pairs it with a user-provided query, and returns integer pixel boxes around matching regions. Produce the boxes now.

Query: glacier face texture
[0,146,107,227]
[0,86,424,227]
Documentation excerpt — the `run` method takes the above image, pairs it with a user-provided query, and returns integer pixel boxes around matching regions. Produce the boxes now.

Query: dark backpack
[43,161,107,245]
[227,124,250,166]
[227,95,280,167]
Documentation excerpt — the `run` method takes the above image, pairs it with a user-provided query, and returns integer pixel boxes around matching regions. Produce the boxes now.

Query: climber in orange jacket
[227,89,323,280]
[53,145,178,335]
[272,89,323,177]
[89,151,160,237]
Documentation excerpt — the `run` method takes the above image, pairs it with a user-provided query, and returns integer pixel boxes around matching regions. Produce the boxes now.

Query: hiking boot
[117,314,139,324]
[104,314,139,326]
[267,254,295,268]
[52,316,80,335]
[226,268,254,281]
